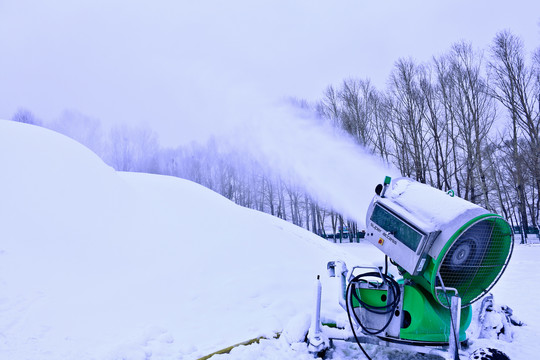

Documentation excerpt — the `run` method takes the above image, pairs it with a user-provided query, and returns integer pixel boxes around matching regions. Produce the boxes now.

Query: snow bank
[0,120,369,359]
[2,120,536,360]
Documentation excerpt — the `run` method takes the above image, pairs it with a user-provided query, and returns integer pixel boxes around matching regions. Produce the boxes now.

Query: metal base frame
[328,334,468,360]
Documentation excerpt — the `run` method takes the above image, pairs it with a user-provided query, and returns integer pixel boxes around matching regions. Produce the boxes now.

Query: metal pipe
[448,295,462,360]
[307,275,328,354]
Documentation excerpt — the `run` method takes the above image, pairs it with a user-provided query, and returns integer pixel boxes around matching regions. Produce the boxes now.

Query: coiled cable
[345,271,401,359]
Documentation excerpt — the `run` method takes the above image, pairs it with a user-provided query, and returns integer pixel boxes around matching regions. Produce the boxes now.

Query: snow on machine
[307,177,515,360]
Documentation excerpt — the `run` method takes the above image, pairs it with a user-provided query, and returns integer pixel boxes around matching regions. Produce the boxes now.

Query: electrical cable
[357,273,400,316]
[345,271,401,359]
[345,277,374,360]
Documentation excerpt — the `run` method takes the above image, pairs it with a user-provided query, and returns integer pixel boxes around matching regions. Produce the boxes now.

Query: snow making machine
[307,177,514,360]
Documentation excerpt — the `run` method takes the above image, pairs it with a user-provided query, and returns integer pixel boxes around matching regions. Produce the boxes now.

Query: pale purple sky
[1,0,539,145]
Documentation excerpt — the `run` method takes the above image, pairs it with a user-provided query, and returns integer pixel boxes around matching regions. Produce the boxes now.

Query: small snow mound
[282,313,311,344]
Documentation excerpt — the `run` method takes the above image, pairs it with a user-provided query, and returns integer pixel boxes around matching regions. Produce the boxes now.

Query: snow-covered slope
[0,120,367,359]
[1,120,538,360]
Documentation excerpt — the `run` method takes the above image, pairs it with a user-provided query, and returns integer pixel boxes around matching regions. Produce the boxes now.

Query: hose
[345,271,401,359]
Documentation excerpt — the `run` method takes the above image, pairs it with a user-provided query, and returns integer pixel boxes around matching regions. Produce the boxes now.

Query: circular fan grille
[435,216,513,307]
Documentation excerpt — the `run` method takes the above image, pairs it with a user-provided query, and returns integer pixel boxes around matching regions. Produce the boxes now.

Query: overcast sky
[1,0,539,146]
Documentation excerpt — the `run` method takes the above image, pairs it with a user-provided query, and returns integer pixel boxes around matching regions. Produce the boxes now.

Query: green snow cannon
[360,177,513,343]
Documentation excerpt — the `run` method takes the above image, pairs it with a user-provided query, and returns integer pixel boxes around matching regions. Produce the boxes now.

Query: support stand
[448,294,462,360]
[307,276,329,355]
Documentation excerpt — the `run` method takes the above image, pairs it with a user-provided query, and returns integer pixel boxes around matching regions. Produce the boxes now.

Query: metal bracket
[348,265,385,284]
[327,261,348,310]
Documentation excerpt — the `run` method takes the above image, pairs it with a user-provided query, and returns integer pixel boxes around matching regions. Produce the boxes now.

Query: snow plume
[218,98,399,226]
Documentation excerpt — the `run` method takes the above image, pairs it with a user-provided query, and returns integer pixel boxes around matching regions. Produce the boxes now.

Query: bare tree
[418,64,450,189]
[388,58,429,183]
[317,85,341,128]
[489,31,540,236]
[107,125,159,173]
[12,108,41,125]
[448,42,496,209]
[48,110,105,158]
[370,92,393,162]
[434,54,464,196]
[338,78,376,147]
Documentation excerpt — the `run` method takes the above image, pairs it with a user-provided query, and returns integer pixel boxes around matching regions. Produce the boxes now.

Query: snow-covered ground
[0,120,538,360]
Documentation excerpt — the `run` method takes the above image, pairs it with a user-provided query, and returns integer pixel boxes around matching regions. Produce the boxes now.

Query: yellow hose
[196,333,280,360]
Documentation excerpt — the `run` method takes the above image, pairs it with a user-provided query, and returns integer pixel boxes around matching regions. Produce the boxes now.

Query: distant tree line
[11,30,539,243]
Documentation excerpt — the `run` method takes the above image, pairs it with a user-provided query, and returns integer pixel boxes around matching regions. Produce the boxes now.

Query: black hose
[349,272,401,332]
[345,278,374,360]
[345,271,401,359]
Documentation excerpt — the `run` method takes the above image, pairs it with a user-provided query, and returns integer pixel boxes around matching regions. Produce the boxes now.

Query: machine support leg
[307,275,328,354]
[327,261,348,311]
[448,295,462,360]
[339,266,348,310]
[312,275,322,335]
